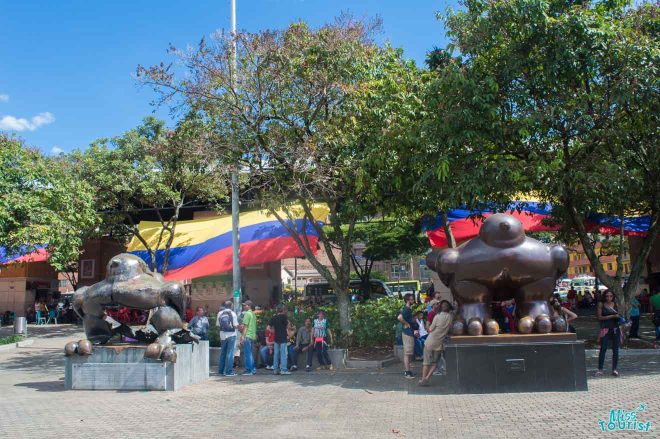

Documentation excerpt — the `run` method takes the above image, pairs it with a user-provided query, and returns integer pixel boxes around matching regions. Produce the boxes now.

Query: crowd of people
[395,285,660,382]
[25,298,76,325]
[186,300,336,376]
[397,292,454,386]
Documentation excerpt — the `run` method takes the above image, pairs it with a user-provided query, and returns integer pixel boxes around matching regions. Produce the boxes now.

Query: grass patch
[0,335,23,345]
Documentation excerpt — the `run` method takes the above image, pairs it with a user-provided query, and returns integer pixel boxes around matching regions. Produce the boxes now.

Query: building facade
[566,243,631,278]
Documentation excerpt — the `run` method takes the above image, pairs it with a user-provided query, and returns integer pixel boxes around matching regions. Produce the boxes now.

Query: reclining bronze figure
[64,253,197,362]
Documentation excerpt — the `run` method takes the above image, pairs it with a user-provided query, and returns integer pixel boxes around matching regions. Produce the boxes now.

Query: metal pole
[230,0,241,313]
[294,258,298,297]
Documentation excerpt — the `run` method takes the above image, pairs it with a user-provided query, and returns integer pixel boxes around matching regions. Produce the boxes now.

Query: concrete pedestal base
[65,341,209,391]
[440,336,587,394]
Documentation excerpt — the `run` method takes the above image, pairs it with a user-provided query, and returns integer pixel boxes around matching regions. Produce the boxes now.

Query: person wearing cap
[188,306,209,340]
[240,300,257,375]
[397,293,417,379]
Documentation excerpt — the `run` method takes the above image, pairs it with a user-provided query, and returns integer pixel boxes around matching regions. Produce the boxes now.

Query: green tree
[435,0,659,313]
[70,116,229,273]
[0,134,98,287]
[138,18,426,338]
[350,220,428,289]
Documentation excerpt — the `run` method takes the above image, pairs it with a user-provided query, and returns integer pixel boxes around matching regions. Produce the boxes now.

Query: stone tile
[0,325,658,438]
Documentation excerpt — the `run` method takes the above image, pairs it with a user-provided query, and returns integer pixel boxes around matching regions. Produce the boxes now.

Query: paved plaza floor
[1,325,658,438]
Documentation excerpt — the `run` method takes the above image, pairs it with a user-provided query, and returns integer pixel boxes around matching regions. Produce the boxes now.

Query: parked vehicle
[387,280,421,296]
[304,279,394,303]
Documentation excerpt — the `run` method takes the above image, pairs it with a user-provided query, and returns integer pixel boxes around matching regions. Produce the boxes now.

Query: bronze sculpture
[64,253,197,362]
[427,213,569,335]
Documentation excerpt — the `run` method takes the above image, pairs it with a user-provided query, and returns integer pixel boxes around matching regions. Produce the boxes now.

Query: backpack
[219,310,234,332]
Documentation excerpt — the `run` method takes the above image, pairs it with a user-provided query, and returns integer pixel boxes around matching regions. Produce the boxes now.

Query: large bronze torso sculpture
[65,253,195,362]
[427,213,569,335]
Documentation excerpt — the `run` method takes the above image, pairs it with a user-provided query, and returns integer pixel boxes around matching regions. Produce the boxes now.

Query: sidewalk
[0,325,658,438]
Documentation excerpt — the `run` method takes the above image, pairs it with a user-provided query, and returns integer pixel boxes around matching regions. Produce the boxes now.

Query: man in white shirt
[217,301,239,376]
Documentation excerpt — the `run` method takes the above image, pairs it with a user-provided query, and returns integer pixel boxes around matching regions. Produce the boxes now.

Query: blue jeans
[260,345,273,367]
[219,336,236,375]
[272,342,288,373]
[414,335,427,357]
[243,338,255,373]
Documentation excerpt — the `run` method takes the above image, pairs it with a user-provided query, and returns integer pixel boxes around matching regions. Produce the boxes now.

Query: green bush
[206,298,424,349]
[0,335,23,346]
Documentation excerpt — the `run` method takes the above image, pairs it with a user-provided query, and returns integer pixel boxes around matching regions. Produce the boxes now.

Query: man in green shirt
[240,300,257,375]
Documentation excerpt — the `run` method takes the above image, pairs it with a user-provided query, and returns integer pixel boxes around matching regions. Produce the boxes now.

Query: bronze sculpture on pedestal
[64,253,197,362]
[427,213,569,335]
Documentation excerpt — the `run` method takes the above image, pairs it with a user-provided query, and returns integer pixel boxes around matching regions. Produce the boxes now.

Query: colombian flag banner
[0,246,49,265]
[128,205,329,281]
[425,201,651,249]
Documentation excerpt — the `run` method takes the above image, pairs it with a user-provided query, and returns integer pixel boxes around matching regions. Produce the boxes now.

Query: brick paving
[0,325,658,438]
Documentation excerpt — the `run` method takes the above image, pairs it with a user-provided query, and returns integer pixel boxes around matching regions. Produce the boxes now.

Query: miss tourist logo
[598,403,652,433]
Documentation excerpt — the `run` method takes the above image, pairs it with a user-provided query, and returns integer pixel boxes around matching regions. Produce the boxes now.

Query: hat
[242,300,253,308]
[429,299,440,307]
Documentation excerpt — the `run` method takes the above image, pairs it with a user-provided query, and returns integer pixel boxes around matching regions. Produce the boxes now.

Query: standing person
[269,305,291,375]
[286,320,298,371]
[651,289,660,349]
[418,300,453,386]
[294,318,313,372]
[189,307,209,340]
[549,297,578,333]
[628,293,641,339]
[311,310,334,370]
[397,293,416,379]
[217,301,238,377]
[596,290,623,377]
[240,300,257,375]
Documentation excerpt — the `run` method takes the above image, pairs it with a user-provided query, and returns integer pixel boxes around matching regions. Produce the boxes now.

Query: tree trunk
[565,200,660,318]
[335,286,351,347]
[440,210,457,248]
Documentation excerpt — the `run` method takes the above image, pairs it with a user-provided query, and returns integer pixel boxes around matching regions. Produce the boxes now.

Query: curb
[0,338,34,352]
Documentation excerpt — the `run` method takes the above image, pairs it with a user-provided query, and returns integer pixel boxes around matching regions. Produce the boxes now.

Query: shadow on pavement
[14,380,65,392]
[0,347,64,373]
[213,352,660,395]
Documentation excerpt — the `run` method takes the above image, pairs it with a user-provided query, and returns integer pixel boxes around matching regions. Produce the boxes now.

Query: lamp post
[230,0,241,313]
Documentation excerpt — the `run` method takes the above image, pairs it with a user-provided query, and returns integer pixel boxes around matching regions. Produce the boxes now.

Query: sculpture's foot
[161,347,177,363]
[145,342,164,360]
[458,303,490,322]
[552,316,568,333]
[144,342,177,363]
[518,316,534,334]
[516,300,551,321]
[467,317,483,336]
[65,339,93,356]
[64,341,78,356]
[451,319,466,335]
[535,314,552,334]
[484,318,500,335]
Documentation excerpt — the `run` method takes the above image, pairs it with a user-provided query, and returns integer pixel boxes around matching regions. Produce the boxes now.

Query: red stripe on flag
[163,236,318,281]
[427,212,558,248]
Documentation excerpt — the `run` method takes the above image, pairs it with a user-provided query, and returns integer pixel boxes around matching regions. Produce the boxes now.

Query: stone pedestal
[440,334,587,394]
[65,341,209,391]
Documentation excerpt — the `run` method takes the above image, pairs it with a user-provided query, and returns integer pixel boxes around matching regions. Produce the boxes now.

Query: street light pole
[230,0,241,313]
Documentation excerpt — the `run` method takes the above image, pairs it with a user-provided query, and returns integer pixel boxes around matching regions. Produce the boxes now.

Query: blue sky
[1,1,458,154]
